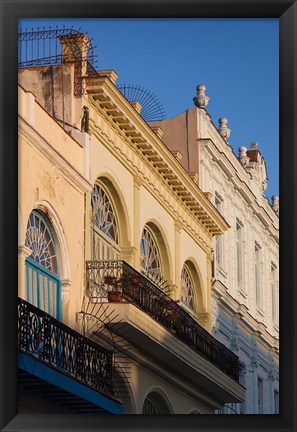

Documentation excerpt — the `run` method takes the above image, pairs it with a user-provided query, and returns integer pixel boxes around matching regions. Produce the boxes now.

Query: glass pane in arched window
[142,392,172,414]
[142,396,161,414]
[91,183,119,244]
[140,227,161,276]
[25,211,58,274]
[180,265,195,311]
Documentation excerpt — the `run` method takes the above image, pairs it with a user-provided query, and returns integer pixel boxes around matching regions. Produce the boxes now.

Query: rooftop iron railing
[18,27,96,68]
[86,260,240,382]
[18,297,116,399]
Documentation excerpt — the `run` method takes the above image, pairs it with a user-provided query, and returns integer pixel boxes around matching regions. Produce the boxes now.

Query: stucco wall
[18,86,89,328]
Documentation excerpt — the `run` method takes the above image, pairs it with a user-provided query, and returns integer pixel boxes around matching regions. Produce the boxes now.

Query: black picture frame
[1,1,296,431]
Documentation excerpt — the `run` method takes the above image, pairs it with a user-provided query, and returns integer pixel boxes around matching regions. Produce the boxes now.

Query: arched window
[91,183,119,243]
[25,210,61,318]
[140,227,161,277]
[91,182,120,260]
[180,264,196,312]
[142,391,172,414]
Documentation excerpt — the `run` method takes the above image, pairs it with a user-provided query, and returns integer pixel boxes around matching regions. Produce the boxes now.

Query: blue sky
[19,18,279,200]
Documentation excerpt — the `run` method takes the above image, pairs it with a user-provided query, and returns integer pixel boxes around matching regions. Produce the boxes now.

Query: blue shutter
[26,256,61,320]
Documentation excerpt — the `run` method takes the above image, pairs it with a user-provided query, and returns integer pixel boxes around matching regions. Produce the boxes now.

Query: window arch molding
[25,209,59,273]
[92,175,131,250]
[187,408,201,414]
[180,258,206,315]
[180,262,197,313]
[25,201,71,301]
[24,203,71,318]
[113,366,137,414]
[139,219,173,285]
[91,181,120,246]
[141,387,174,414]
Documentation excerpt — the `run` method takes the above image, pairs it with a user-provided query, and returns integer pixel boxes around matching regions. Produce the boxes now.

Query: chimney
[59,33,90,76]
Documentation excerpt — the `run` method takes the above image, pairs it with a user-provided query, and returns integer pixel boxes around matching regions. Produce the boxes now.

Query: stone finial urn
[238,146,250,166]
[250,141,259,150]
[218,117,231,140]
[193,84,209,108]
[271,195,279,214]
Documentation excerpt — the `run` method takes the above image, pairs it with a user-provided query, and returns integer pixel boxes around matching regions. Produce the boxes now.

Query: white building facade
[151,85,279,414]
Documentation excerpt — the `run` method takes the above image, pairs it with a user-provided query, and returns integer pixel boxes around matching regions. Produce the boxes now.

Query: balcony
[86,260,240,383]
[18,297,123,414]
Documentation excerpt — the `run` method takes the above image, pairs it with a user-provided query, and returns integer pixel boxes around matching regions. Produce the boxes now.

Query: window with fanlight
[180,264,196,312]
[91,182,120,260]
[25,210,61,319]
[140,226,162,278]
[142,391,173,414]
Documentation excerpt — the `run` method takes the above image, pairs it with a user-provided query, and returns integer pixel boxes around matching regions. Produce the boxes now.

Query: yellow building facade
[18,30,245,414]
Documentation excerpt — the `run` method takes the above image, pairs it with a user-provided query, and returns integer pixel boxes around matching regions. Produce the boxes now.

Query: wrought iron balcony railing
[86,260,240,382]
[18,297,115,398]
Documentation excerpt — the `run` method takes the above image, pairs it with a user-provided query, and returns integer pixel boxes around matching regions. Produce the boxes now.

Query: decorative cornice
[90,113,211,253]
[86,76,229,237]
[199,138,279,241]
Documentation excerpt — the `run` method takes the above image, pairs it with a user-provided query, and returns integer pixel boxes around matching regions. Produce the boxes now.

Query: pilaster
[230,315,240,352]
[18,245,32,300]
[174,220,182,299]
[121,246,137,266]
[71,130,90,179]
[198,312,211,332]
[60,279,72,305]
[133,176,142,269]
[206,248,214,322]
[85,192,93,260]
[249,333,260,413]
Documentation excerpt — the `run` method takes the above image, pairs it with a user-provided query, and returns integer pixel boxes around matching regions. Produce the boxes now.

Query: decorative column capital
[18,245,32,259]
[60,279,72,304]
[169,284,179,301]
[198,312,211,331]
[230,335,239,352]
[121,246,137,265]
[174,220,183,233]
[250,352,259,369]
[268,368,276,382]
[133,175,143,189]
